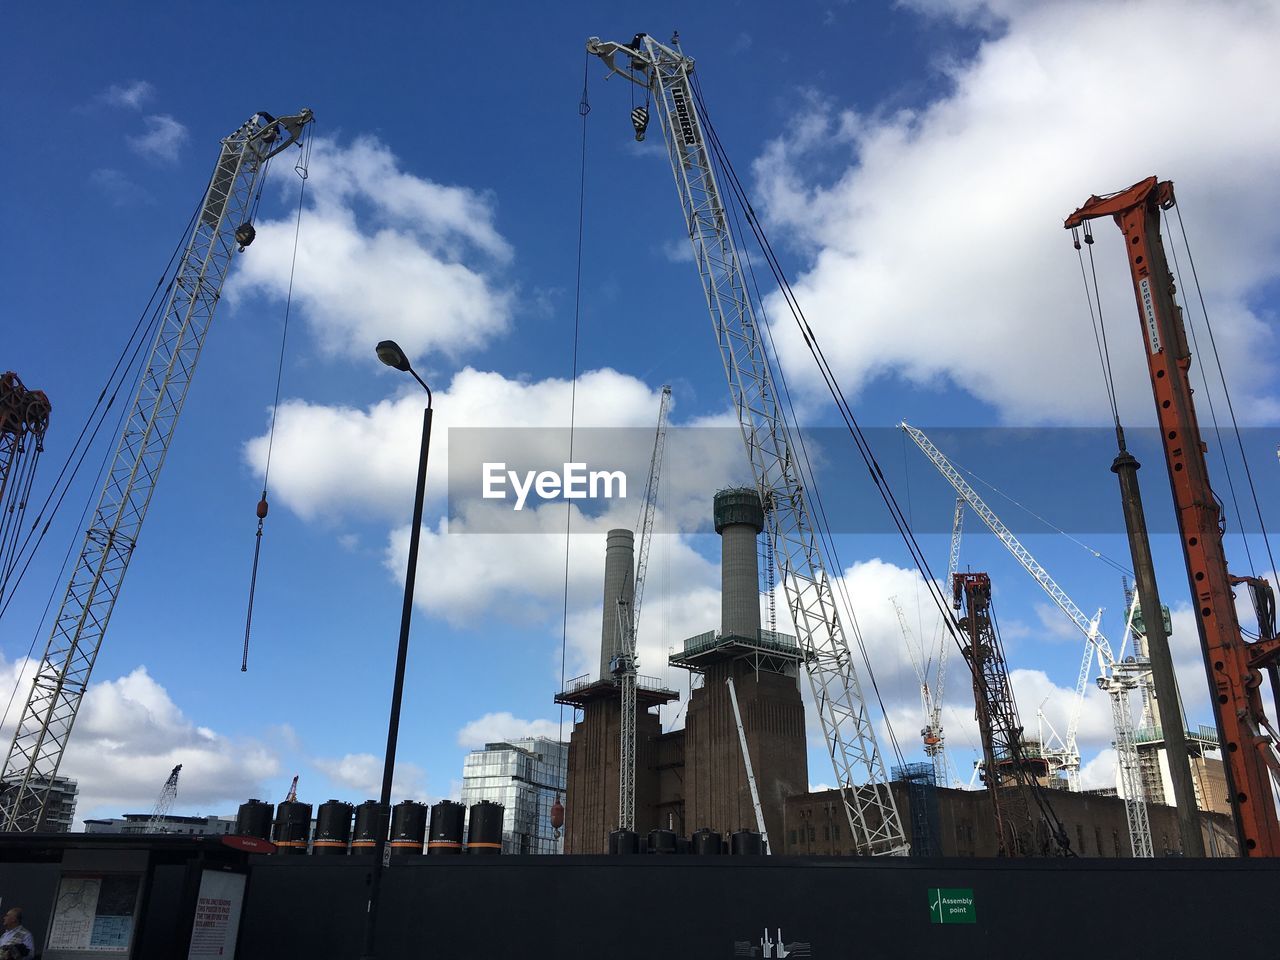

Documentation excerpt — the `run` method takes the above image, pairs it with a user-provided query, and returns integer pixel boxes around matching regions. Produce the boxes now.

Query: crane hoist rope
[242,124,315,672]
[0,107,314,833]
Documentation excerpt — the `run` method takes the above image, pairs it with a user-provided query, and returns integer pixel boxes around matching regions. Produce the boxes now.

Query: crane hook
[631,106,649,142]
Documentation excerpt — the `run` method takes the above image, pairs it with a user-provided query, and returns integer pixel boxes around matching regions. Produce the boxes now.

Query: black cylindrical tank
[647,828,677,855]
[608,828,639,855]
[390,800,428,857]
[427,800,465,855]
[351,800,388,855]
[273,800,312,855]
[692,828,723,855]
[675,836,692,855]
[313,800,353,856]
[731,829,765,855]
[235,799,274,840]
[466,801,504,855]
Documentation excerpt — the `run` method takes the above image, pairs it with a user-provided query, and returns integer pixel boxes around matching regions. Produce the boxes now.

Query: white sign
[187,870,245,959]
[1139,276,1162,355]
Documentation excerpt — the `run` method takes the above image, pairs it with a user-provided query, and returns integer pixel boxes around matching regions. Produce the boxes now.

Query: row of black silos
[235,798,504,856]
[608,827,766,855]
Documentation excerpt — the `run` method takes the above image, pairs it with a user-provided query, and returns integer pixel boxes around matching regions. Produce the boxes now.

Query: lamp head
[376,340,411,372]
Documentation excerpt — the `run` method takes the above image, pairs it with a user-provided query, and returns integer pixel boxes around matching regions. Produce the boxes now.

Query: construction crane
[0,108,314,833]
[1065,177,1280,856]
[143,764,182,834]
[953,572,1037,856]
[890,596,952,787]
[0,373,51,602]
[901,422,1154,857]
[588,33,907,854]
[612,385,671,832]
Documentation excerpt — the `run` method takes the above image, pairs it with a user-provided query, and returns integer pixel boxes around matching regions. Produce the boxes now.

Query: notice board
[45,873,141,958]
[186,870,245,959]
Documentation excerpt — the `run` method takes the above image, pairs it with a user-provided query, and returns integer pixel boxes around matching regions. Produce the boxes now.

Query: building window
[1076,824,1086,854]
[832,823,840,840]
[807,827,815,842]
[788,830,796,846]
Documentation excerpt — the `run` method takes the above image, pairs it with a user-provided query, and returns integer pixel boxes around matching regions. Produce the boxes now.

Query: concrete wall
[784,785,1239,858]
[683,661,807,845]
[562,698,662,853]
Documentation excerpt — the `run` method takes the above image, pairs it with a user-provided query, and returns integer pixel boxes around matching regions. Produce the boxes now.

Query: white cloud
[12,663,279,823]
[1079,747,1117,791]
[456,713,561,749]
[228,136,511,362]
[243,367,671,523]
[90,168,151,207]
[755,0,1280,424]
[98,80,153,110]
[128,114,188,163]
[312,752,429,803]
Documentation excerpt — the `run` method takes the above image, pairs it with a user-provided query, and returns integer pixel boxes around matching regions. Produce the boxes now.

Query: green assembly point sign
[929,888,976,924]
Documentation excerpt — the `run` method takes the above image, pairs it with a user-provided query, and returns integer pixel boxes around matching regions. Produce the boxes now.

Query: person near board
[0,906,34,957]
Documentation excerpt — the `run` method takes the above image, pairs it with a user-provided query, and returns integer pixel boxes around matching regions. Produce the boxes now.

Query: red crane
[1065,177,1280,856]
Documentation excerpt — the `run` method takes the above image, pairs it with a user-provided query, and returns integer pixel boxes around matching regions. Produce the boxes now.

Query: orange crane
[1066,177,1280,856]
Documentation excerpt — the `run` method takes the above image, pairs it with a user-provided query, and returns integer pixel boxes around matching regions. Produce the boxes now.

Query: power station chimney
[714,488,765,640]
[598,528,635,679]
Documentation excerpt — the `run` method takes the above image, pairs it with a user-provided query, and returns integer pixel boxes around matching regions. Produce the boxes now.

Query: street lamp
[360,340,433,960]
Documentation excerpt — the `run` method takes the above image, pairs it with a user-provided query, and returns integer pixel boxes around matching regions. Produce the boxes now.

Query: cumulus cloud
[312,752,429,803]
[0,658,280,824]
[90,168,152,207]
[456,713,561,749]
[755,0,1280,424]
[127,114,188,163]
[98,80,153,110]
[228,136,512,361]
[244,367,671,523]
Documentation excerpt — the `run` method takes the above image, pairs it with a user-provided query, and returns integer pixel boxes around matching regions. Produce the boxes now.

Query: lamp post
[360,339,433,960]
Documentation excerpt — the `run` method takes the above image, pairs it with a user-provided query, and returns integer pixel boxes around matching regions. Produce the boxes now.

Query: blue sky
[2,1,1278,822]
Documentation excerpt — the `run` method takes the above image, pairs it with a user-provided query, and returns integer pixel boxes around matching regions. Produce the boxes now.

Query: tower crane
[890,596,952,787]
[1065,176,1280,856]
[0,108,313,833]
[588,32,906,854]
[612,385,671,832]
[901,422,1154,857]
[143,764,182,834]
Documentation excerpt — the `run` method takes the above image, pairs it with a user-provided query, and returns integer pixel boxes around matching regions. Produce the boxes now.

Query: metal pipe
[1112,445,1205,856]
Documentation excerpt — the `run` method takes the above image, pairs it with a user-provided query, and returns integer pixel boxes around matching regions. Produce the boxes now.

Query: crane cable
[0,197,202,619]
[1165,205,1277,582]
[241,124,314,672]
[690,75,1071,850]
[556,55,591,757]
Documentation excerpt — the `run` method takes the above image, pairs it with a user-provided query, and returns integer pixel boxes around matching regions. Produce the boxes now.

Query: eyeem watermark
[482,462,627,511]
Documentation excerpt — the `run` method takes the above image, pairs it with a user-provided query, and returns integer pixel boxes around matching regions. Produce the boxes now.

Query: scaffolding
[893,763,941,857]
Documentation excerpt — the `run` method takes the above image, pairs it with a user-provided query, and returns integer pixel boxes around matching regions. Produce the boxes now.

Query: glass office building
[461,737,567,854]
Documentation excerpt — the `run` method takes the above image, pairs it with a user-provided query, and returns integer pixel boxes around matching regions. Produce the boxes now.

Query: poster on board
[187,870,245,958]
[46,874,140,954]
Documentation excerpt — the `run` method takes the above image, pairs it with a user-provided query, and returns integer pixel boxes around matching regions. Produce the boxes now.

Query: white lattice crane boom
[615,385,671,832]
[0,108,313,832]
[144,764,182,834]
[589,33,907,854]
[901,422,1153,857]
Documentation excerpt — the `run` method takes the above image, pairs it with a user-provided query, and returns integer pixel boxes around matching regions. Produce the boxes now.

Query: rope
[1072,225,1122,432]
[557,56,591,753]
[241,125,312,672]
[1169,204,1276,580]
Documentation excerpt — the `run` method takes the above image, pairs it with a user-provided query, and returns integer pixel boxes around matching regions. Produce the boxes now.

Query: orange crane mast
[1065,177,1280,856]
